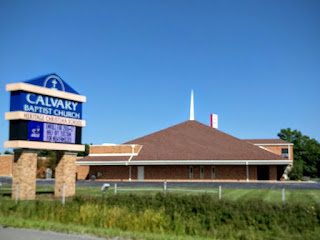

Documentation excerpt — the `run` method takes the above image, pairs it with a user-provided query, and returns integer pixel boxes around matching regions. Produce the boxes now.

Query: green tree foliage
[77,144,90,157]
[278,128,320,178]
[4,150,13,155]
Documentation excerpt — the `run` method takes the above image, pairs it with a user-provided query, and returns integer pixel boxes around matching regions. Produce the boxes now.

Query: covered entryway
[277,165,286,180]
[257,165,269,180]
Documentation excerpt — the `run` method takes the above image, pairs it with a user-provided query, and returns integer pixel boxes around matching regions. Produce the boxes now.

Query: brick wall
[215,165,247,180]
[89,145,142,154]
[269,165,277,181]
[76,165,90,180]
[262,145,294,160]
[89,165,130,181]
[0,155,13,176]
[88,165,260,181]
[249,166,257,181]
[145,166,189,180]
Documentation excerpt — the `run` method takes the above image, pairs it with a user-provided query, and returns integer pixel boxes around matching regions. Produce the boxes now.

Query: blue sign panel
[28,121,44,141]
[10,91,82,119]
[25,74,79,94]
[28,121,76,144]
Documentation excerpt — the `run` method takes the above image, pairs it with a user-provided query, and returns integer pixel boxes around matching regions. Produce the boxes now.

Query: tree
[4,150,13,155]
[77,144,90,157]
[278,128,320,178]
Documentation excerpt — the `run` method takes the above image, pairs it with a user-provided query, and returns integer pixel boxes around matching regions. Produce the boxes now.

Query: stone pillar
[54,151,77,197]
[12,149,38,200]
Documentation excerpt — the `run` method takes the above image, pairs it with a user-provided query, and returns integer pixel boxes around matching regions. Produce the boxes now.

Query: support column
[129,166,132,181]
[12,149,38,200]
[246,162,249,182]
[55,151,77,197]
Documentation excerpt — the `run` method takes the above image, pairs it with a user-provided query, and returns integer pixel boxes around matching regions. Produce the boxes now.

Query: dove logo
[30,125,41,138]
[28,121,44,141]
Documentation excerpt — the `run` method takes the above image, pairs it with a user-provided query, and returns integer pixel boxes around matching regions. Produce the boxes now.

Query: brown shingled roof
[122,120,287,161]
[243,139,290,144]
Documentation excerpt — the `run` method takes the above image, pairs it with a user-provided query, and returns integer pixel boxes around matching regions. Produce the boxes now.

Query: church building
[76,91,293,182]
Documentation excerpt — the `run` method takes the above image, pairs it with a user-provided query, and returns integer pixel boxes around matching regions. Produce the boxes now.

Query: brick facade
[0,155,13,176]
[269,165,277,181]
[11,150,38,200]
[145,166,190,180]
[261,145,294,160]
[76,165,90,180]
[80,165,274,181]
[89,165,130,181]
[249,166,257,180]
[90,145,142,154]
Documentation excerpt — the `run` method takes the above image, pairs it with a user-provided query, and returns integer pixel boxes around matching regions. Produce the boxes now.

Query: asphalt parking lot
[1,176,320,189]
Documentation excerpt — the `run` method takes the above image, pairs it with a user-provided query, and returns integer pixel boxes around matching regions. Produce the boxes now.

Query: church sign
[4,74,86,151]
[10,92,82,119]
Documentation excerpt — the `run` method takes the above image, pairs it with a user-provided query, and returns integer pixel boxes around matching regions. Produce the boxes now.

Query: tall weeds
[0,193,319,239]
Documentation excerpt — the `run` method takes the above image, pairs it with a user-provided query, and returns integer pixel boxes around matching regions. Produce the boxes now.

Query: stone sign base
[54,151,77,197]
[11,149,38,200]
[11,149,78,200]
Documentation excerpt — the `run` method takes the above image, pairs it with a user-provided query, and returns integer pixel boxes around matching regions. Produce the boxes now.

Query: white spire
[190,89,194,120]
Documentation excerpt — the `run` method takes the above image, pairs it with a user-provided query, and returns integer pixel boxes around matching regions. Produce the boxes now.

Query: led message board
[28,121,76,144]
[4,74,86,151]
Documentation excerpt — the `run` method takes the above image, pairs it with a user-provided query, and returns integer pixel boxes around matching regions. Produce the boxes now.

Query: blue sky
[0,0,319,153]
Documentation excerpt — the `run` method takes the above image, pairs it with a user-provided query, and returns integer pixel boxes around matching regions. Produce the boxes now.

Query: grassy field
[75,186,320,203]
[1,185,320,203]
[1,185,320,240]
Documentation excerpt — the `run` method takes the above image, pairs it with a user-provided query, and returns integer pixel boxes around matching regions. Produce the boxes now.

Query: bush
[289,161,303,180]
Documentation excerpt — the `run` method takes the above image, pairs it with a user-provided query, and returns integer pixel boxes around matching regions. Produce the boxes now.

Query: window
[200,166,204,179]
[282,148,289,158]
[189,166,193,179]
[211,167,215,179]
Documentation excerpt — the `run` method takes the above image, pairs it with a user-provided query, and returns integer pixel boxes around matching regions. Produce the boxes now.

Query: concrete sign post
[4,74,86,200]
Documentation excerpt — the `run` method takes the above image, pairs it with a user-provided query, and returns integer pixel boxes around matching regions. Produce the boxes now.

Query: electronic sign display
[28,121,76,144]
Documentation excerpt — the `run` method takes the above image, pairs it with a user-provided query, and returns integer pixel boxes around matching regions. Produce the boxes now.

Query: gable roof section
[124,120,286,161]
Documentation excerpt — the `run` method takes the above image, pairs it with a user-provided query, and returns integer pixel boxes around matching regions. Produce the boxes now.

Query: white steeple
[190,89,194,120]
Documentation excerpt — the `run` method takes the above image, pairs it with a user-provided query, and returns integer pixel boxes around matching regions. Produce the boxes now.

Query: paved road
[0,226,125,240]
[1,176,320,189]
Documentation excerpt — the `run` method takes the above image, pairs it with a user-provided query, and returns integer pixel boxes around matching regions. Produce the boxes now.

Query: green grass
[221,188,320,203]
[76,186,320,204]
[1,185,320,203]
